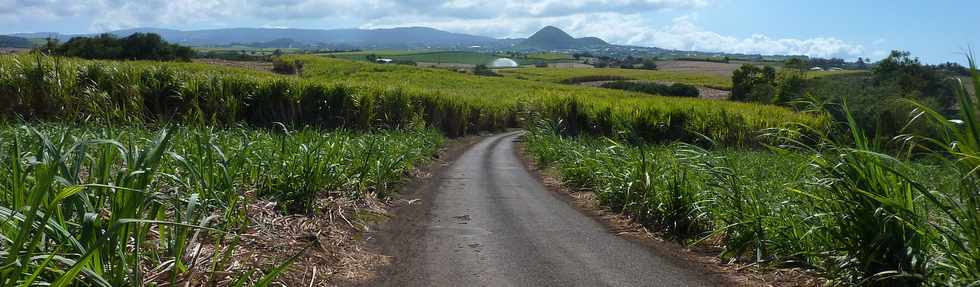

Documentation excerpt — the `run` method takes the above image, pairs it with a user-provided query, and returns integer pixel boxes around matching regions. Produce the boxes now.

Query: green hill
[517,26,609,50]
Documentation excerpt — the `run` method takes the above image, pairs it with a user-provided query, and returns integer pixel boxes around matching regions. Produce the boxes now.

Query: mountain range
[8,26,608,51]
[4,26,802,61]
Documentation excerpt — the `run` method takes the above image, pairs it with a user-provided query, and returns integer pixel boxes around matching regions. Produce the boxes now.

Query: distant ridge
[6,25,802,61]
[516,26,609,50]
[0,35,33,48]
[10,27,498,49]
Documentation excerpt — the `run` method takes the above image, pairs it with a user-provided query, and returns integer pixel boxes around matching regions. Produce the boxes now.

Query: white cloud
[596,15,866,58]
[2,0,868,58]
[366,13,867,59]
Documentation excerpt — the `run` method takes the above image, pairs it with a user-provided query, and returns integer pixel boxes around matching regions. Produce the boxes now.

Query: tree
[731,64,777,103]
[473,65,499,77]
[641,58,658,70]
[49,33,194,61]
[856,57,868,70]
[43,37,59,54]
[873,50,956,110]
[784,58,808,74]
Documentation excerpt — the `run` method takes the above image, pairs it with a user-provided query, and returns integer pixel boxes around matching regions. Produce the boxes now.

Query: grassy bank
[523,61,980,285]
[1,54,821,146]
[0,123,442,285]
[523,128,968,285]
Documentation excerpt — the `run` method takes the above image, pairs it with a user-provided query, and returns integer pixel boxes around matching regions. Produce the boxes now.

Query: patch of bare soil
[515,142,824,287]
[162,136,484,286]
[194,59,274,73]
[142,191,390,287]
[578,80,731,100]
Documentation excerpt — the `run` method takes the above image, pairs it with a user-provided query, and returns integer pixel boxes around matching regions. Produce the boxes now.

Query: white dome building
[489,58,519,68]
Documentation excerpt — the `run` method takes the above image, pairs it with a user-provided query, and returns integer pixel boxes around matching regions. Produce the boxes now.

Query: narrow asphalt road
[368,131,718,286]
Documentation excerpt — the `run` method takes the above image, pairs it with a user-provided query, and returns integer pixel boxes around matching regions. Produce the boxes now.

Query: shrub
[600,81,700,98]
[473,64,500,77]
[559,75,633,84]
[272,58,304,75]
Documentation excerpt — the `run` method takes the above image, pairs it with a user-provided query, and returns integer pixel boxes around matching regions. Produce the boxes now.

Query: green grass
[522,59,980,286]
[324,51,498,65]
[287,54,821,146]
[522,52,575,60]
[523,126,958,285]
[0,123,442,286]
[497,67,734,90]
[805,69,868,79]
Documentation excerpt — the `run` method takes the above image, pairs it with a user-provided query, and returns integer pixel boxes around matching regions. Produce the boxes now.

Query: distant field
[194,46,302,56]
[654,60,748,77]
[322,50,575,66]
[497,67,734,90]
[286,55,821,145]
[806,69,868,79]
[525,52,574,60]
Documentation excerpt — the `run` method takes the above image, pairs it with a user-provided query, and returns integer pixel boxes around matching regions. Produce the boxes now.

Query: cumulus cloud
[637,16,865,58]
[0,0,867,58]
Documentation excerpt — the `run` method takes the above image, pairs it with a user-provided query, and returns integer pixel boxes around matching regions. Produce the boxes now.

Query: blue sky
[1,0,976,63]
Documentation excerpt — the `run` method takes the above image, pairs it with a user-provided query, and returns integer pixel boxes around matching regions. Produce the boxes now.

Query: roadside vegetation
[523,56,980,286]
[0,124,441,285]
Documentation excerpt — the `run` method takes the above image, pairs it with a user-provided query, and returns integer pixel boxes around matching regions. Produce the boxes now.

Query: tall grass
[0,53,820,146]
[524,118,960,285]
[0,124,442,285]
[523,58,980,285]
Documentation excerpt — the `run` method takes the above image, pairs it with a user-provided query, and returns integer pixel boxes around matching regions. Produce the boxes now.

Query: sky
[2,0,977,63]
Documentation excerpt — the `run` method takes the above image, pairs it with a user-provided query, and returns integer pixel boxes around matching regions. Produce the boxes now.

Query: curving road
[367,131,719,286]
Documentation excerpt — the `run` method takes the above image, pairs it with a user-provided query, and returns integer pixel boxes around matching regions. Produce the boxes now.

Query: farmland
[0,52,822,285]
[321,50,575,66]
[520,58,980,286]
[3,48,975,286]
[497,66,735,90]
[0,123,442,285]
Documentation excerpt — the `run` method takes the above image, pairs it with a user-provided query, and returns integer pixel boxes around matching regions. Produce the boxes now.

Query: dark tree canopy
[731,64,776,103]
[49,33,194,61]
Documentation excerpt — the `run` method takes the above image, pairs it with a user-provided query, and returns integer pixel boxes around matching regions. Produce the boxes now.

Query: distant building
[376,58,393,64]
[490,58,519,68]
[829,67,844,71]
[809,67,825,71]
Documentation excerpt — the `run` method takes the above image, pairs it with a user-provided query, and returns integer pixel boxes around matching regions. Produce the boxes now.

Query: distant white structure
[809,67,824,71]
[829,67,844,71]
[376,58,393,64]
[489,58,519,68]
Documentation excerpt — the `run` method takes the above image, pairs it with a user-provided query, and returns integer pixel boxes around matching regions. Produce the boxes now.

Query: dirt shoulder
[514,142,823,287]
[335,133,487,286]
